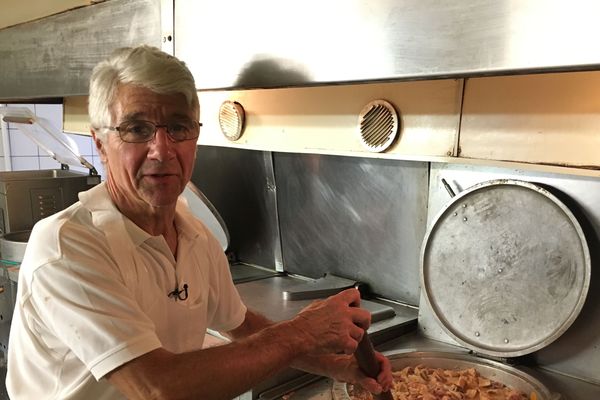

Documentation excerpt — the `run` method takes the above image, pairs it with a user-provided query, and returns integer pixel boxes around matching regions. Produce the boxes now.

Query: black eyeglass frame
[104,119,203,143]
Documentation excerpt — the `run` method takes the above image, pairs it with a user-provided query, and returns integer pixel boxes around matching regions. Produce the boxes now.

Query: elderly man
[6,45,391,399]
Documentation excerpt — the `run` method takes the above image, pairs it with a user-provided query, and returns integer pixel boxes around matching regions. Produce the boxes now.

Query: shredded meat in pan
[348,365,535,400]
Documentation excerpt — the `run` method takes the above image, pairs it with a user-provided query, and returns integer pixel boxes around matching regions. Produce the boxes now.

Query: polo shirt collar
[79,182,199,247]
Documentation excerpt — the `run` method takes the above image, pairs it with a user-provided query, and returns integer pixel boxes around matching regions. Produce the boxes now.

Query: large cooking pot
[334,180,588,400]
[332,351,559,399]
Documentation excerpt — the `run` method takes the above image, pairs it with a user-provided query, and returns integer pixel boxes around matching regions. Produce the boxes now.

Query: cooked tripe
[348,365,531,400]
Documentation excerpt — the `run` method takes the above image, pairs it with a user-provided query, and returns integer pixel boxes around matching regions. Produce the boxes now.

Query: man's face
[94,84,198,212]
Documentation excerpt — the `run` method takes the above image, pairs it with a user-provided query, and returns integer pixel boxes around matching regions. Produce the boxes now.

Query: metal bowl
[332,351,558,400]
[0,230,31,264]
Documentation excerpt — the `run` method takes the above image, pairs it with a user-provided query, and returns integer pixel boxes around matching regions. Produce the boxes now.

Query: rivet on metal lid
[219,100,245,141]
[357,99,400,153]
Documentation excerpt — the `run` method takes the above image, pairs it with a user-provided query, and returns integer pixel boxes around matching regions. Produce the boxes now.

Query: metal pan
[332,351,559,400]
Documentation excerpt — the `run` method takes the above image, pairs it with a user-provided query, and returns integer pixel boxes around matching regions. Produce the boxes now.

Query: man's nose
[147,127,175,161]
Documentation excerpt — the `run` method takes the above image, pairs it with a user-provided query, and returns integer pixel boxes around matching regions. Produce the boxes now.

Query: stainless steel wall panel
[275,153,429,305]
[175,0,600,90]
[420,162,600,384]
[0,0,161,101]
[191,145,280,270]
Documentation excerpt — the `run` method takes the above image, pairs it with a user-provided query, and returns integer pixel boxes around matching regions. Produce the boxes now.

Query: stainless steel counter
[231,263,282,284]
[235,274,419,345]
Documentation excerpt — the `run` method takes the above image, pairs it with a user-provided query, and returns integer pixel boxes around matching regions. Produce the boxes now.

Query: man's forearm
[108,290,373,399]
[108,318,308,400]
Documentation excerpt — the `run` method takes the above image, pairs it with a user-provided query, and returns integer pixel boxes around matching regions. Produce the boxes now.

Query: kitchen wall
[0,103,104,177]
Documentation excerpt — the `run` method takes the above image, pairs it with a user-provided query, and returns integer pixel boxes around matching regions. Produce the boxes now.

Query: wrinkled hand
[326,352,393,394]
[291,288,371,355]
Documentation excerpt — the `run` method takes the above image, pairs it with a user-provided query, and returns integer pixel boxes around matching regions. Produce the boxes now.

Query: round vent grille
[357,99,400,152]
[219,100,245,141]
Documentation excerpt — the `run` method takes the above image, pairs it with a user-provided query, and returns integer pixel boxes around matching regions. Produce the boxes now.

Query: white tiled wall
[0,103,104,179]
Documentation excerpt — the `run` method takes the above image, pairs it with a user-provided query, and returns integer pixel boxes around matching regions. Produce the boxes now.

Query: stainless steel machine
[0,169,99,235]
[0,107,100,234]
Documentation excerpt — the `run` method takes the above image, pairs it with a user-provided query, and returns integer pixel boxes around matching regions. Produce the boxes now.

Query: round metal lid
[421,179,590,358]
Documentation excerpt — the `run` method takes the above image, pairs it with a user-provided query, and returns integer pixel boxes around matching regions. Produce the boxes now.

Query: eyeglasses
[105,119,202,143]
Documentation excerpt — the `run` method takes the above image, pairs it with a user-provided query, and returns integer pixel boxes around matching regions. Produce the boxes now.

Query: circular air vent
[219,100,245,141]
[357,99,400,152]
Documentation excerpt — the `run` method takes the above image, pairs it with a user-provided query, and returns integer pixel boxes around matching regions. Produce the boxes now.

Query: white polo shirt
[6,182,247,399]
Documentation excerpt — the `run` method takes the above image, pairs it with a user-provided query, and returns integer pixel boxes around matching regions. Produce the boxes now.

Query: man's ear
[91,130,107,163]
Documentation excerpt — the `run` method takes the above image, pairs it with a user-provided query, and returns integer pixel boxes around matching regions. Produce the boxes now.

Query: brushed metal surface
[229,263,281,284]
[422,180,590,358]
[0,0,161,100]
[191,145,281,270]
[421,163,600,384]
[282,274,356,301]
[275,153,428,305]
[0,170,98,234]
[175,0,600,90]
[235,275,417,339]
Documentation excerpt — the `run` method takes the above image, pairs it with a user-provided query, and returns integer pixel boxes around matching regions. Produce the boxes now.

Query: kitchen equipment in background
[0,106,100,234]
[0,231,29,265]
[0,170,98,235]
[330,179,581,400]
[0,230,30,362]
[0,230,29,319]
[267,178,589,399]
[0,107,97,175]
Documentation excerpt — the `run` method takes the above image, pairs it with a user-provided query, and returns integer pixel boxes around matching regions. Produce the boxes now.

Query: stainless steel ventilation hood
[176,0,600,90]
[0,0,161,101]
[1,0,600,100]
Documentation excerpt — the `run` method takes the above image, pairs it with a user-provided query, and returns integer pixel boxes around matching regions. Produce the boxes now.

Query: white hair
[88,45,199,141]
